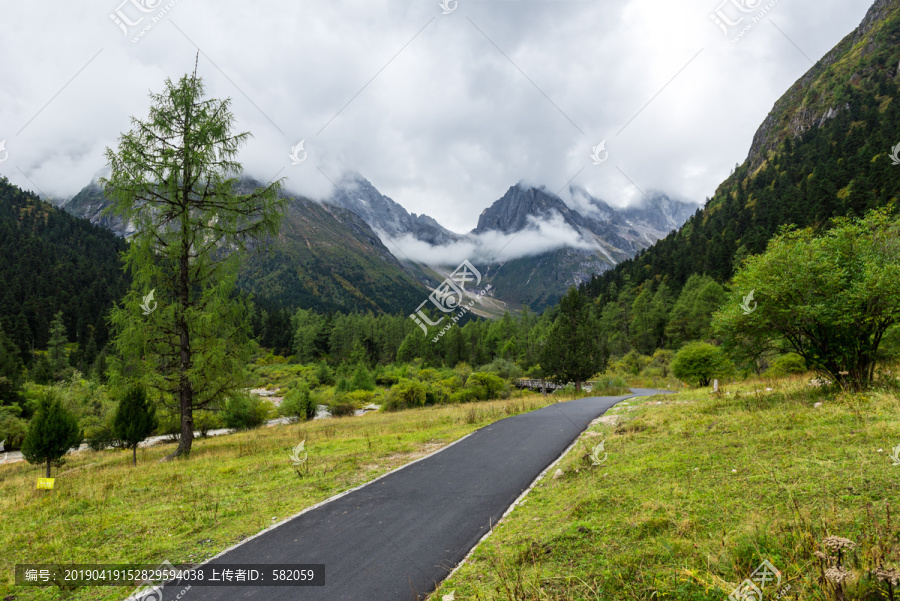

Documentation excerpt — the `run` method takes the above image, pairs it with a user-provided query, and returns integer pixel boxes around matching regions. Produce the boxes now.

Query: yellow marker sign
[36,478,55,490]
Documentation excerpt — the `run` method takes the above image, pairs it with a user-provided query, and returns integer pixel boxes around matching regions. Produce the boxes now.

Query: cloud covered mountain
[321,173,461,246]
[324,176,698,310]
[62,169,696,314]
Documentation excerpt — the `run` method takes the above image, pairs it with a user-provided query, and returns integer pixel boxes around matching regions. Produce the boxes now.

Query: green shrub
[672,342,734,387]
[314,361,334,387]
[376,365,407,386]
[611,351,653,376]
[0,405,28,448]
[643,349,675,377]
[255,353,287,366]
[478,358,523,380]
[384,379,427,411]
[448,388,479,404]
[877,325,900,361]
[350,364,375,391]
[45,374,121,451]
[327,397,355,417]
[222,392,271,430]
[453,363,472,379]
[417,368,439,382]
[765,353,807,377]
[587,376,631,395]
[113,384,158,464]
[84,415,120,451]
[426,383,455,405]
[466,372,508,400]
[345,390,377,405]
[194,410,224,437]
[279,381,316,421]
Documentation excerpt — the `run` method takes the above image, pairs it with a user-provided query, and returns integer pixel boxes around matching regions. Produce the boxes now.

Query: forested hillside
[582,0,900,355]
[238,190,426,315]
[0,177,128,365]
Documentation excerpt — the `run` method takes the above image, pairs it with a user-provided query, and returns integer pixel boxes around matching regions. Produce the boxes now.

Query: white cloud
[385,211,594,266]
[0,0,874,226]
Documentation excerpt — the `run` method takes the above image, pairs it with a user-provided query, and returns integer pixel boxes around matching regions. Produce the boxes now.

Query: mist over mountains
[62,173,697,312]
[61,171,696,312]
[318,174,697,308]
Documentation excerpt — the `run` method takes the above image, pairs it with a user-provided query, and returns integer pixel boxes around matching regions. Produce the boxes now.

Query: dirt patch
[590,414,621,428]
[384,442,446,464]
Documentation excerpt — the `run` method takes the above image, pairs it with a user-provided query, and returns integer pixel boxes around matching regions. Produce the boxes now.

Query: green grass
[434,374,900,600]
[0,396,552,601]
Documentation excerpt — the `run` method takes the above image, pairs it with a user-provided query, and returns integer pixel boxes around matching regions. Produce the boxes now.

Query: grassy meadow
[433,374,900,601]
[1,395,551,601]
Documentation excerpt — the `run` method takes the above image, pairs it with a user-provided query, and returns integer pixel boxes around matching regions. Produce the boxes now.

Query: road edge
[191,419,486,569]
[429,394,636,597]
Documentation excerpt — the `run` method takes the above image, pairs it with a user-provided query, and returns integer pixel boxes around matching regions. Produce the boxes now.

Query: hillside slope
[63,179,427,315]
[585,0,900,300]
[240,190,426,314]
[0,177,128,358]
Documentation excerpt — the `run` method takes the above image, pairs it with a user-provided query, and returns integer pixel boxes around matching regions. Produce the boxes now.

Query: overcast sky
[0,0,873,233]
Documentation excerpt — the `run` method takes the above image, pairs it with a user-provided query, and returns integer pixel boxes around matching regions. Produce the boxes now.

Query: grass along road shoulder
[0,396,554,601]
[433,376,900,600]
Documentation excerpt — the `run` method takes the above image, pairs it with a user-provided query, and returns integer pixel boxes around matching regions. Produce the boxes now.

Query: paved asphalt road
[148,390,669,601]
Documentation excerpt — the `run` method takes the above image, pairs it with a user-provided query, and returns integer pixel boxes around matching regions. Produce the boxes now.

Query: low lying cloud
[383,211,596,266]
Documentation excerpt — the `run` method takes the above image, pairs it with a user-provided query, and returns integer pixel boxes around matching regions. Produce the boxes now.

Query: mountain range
[1,0,896,359]
[61,172,697,313]
[283,173,697,309]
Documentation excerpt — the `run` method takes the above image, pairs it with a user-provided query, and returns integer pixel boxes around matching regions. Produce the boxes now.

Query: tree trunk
[170,370,194,459]
[168,65,196,461]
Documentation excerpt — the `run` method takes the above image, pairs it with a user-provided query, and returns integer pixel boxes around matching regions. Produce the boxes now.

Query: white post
[713,379,719,392]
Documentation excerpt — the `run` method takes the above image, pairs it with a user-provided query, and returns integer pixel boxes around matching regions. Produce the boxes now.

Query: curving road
[147,390,670,601]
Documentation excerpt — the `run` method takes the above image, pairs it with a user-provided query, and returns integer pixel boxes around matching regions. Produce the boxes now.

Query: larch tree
[102,57,286,458]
